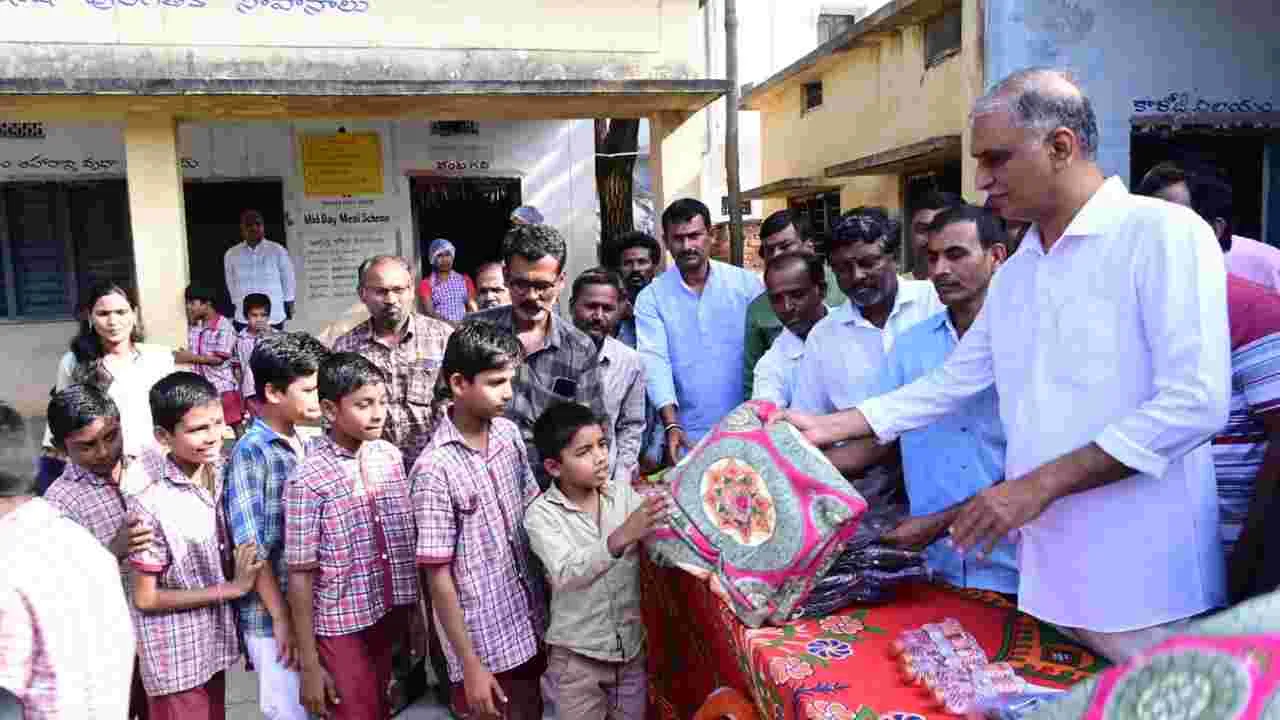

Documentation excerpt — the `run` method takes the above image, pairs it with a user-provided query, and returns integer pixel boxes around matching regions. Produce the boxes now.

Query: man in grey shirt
[569,267,648,483]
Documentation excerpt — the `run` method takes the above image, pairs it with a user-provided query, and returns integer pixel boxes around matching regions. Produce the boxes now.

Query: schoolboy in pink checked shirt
[414,321,546,720]
[286,352,417,720]
[127,372,264,720]
[231,292,277,420]
[44,384,154,718]
[176,286,243,435]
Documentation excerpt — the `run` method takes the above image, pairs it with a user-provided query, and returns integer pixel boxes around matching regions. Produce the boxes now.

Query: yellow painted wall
[756,3,982,210]
[3,0,699,56]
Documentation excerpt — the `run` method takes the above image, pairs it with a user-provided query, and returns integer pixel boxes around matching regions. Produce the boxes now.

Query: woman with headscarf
[417,238,477,323]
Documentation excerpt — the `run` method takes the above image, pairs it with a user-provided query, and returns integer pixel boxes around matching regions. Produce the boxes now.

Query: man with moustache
[876,204,1017,593]
[570,267,647,483]
[471,223,607,488]
[636,199,764,465]
[784,69,1229,663]
[792,207,944,415]
[609,231,663,349]
[907,192,964,280]
[751,251,831,408]
[742,210,846,398]
[334,255,453,471]
[472,260,511,311]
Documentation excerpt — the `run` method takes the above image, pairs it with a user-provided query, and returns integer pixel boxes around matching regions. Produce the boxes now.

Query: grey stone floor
[225,664,453,720]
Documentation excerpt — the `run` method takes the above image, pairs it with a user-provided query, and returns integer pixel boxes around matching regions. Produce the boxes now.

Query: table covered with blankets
[641,559,1109,720]
[638,402,1108,719]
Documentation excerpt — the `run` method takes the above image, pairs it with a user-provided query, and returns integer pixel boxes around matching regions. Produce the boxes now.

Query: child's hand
[231,544,266,596]
[301,662,340,717]
[618,493,672,547]
[110,512,153,560]
[463,662,507,718]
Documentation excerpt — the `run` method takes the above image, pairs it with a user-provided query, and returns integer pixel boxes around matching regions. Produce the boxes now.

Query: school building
[0,0,727,417]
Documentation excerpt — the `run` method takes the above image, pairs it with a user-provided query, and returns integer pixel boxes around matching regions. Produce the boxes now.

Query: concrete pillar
[648,109,702,242]
[960,0,987,201]
[124,115,189,349]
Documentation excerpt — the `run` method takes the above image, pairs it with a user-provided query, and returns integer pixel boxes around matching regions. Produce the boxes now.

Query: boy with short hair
[127,371,264,720]
[44,383,154,720]
[524,402,668,720]
[224,333,329,720]
[286,352,418,720]
[413,321,545,720]
[232,292,277,421]
[176,286,242,436]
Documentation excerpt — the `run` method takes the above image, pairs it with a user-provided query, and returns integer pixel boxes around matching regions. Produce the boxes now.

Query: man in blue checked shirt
[223,332,328,720]
[874,204,1018,594]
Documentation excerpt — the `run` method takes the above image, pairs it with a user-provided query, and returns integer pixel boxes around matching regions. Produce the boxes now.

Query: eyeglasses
[508,277,559,296]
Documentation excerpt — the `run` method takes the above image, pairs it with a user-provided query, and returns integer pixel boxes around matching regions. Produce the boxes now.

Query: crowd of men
[4,66,1280,718]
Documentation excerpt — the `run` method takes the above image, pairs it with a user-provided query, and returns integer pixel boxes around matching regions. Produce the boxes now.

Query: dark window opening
[803,81,824,115]
[924,7,962,68]
[788,191,842,258]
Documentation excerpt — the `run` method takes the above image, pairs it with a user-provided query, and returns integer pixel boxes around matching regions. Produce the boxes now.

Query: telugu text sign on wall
[301,232,393,301]
[300,132,384,197]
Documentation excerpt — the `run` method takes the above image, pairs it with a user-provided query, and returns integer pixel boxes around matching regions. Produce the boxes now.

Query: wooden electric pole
[724,0,745,267]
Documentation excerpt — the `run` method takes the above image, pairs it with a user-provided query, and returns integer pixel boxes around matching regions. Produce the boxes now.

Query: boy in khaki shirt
[524,402,669,720]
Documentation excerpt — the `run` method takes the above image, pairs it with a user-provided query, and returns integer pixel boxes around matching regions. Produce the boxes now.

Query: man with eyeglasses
[470,224,607,489]
[333,255,454,471]
[742,210,846,399]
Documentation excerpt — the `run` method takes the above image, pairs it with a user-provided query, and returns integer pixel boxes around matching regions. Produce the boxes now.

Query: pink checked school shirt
[188,314,238,395]
[126,448,240,697]
[231,327,275,399]
[43,460,131,558]
[284,436,417,637]
[412,413,545,683]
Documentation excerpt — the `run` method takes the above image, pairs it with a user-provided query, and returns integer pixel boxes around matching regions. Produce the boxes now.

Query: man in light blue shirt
[636,198,764,465]
[877,203,1016,593]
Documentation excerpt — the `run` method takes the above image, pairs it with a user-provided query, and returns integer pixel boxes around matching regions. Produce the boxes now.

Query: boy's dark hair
[184,285,218,304]
[924,204,1010,250]
[533,401,605,466]
[661,198,712,235]
[569,267,625,307]
[435,321,525,402]
[829,206,902,257]
[149,371,220,432]
[251,332,330,399]
[242,293,272,316]
[47,384,120,449]
[603,231,662,269]
[502,224,567,275]
[319,352,388,403]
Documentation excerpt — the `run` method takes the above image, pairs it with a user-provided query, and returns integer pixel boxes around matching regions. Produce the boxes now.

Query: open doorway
[183,180,287,319]
[410,177,521,278]
[1131,132,1265,239]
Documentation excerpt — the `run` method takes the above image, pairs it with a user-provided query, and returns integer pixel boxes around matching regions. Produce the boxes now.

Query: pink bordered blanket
[641,400,867,627]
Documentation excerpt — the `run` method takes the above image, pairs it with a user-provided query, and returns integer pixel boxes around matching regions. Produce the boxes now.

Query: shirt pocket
[405,357,442,407]
[1052,297,1120,388]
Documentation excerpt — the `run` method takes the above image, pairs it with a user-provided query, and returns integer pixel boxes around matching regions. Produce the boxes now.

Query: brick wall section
[710,220,764,273]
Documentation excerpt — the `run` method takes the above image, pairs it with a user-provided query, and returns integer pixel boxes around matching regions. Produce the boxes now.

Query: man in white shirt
[792,207,944,414]
[224,209,296,330]
[784,68,1229,663]
[751,251,829,408]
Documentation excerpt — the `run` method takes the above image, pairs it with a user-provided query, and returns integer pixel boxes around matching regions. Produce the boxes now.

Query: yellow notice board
[300,132,384,197]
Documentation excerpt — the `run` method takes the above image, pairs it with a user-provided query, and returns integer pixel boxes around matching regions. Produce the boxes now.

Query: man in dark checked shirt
[470,223,607,489]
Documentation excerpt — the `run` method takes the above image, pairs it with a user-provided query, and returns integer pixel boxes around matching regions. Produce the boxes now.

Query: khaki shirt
[524,481,646,663]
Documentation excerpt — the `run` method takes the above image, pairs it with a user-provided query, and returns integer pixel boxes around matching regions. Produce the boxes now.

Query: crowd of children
[11,316,667,720]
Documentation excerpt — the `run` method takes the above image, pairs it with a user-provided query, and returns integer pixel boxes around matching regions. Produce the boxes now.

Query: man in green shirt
[743,209,846,398]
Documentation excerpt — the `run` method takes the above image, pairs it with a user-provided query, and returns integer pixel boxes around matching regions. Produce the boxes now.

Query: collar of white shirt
[837,279,936,330]
[1018,176,1128,256]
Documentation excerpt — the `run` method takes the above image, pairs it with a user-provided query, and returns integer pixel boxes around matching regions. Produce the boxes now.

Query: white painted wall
[0,118,599,416]
[984,0,1280,185]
